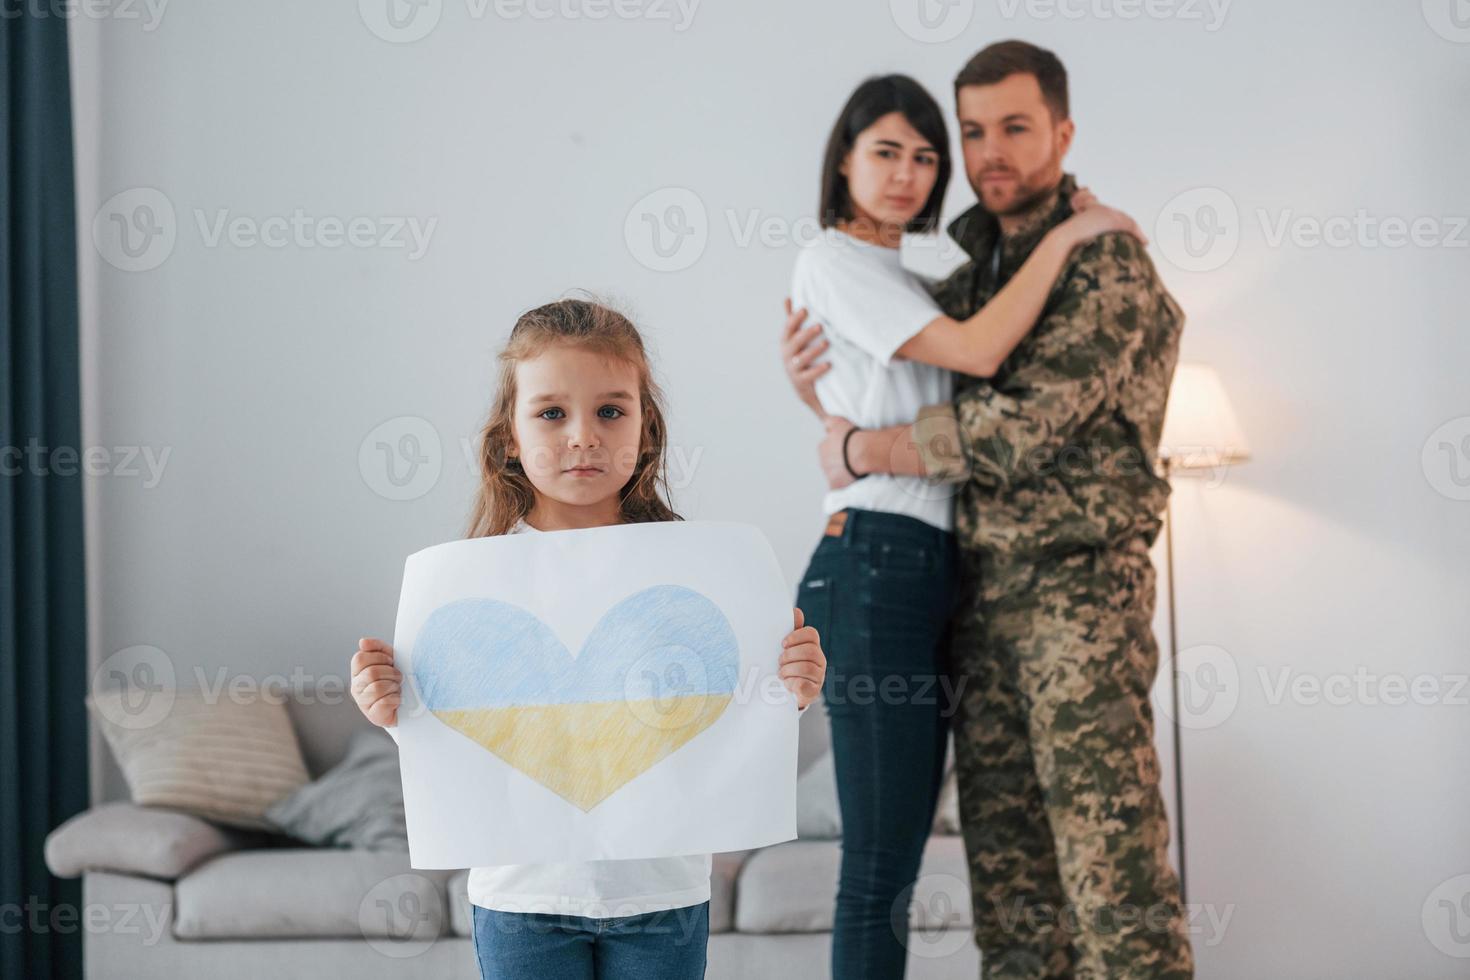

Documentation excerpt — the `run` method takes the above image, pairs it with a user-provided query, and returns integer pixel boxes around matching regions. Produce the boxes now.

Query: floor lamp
[1157,363,1250,907]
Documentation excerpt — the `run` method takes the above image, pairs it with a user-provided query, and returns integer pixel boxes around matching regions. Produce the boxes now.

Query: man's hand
[781,299,830,418]
[819,415,859,490]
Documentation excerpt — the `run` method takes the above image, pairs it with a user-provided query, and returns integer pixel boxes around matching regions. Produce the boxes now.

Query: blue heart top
[412,584,740,710]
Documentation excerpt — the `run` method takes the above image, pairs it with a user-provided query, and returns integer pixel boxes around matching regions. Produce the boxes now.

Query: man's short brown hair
[954,40,1069,121]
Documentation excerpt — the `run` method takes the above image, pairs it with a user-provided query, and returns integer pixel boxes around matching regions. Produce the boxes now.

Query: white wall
[72,1,1468,976]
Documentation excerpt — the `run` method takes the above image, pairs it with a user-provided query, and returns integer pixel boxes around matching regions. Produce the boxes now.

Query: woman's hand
[350,637,402,727]
[781,299,830,419]
[780,607,826,710]
[1060,186,1148,249]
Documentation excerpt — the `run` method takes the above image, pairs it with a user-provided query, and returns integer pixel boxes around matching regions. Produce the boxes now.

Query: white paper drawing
[391,520,799,868]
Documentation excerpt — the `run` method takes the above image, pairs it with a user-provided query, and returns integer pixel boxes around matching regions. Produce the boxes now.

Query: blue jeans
[795,508,958,980]
[471,902,709,980]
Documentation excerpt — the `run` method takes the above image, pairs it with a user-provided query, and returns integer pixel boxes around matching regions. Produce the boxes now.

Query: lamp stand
[1163,458,1188,908]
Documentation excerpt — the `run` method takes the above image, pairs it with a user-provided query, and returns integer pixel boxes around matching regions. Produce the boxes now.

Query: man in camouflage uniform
[788,42,1193,979]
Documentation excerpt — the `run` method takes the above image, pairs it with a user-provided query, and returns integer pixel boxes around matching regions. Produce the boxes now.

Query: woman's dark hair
[818,75,951,234]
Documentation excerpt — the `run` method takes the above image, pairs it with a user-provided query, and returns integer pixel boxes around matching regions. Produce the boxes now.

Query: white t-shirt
[789,228,955,532]
[388,517,805,918]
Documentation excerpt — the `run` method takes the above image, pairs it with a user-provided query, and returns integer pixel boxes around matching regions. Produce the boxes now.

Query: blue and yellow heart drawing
[410,585,740,811]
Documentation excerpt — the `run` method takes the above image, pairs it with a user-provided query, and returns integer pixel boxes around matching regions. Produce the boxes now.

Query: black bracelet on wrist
[841,426,867,481]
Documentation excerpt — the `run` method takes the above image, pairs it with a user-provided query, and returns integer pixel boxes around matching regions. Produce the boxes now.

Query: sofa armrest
[45,801,252,881]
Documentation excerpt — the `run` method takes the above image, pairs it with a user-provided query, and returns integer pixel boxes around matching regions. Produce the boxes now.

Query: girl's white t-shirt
[390,517,807,918]
[789,228,955,532]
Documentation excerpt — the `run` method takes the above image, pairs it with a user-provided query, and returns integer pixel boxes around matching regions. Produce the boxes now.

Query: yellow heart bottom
[433,693,732,811]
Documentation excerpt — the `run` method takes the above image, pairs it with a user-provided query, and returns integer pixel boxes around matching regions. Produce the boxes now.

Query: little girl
[348,298,826,980]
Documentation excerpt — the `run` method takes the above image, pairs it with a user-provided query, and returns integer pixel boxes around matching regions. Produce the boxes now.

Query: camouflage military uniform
[914,174,1194,979]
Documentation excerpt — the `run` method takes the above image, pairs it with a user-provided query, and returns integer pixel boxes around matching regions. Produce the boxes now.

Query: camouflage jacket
[915,173,1184,562]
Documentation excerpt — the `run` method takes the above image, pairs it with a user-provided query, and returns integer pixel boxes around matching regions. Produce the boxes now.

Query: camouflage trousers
[950,536,1194,979]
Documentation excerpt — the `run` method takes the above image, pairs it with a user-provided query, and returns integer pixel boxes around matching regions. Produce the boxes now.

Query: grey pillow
[265,729,407,851]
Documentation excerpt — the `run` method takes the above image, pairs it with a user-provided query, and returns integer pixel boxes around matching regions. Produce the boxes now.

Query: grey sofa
[47,695,981,979]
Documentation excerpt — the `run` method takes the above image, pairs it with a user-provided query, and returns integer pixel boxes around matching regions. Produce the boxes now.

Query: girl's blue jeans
[472,902,709,980]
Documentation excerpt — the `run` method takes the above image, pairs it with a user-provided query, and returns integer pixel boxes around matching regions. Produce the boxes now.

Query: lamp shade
[1159,363,1251,471]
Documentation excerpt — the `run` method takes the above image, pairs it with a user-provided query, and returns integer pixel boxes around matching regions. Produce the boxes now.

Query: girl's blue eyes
[537,406,625,421]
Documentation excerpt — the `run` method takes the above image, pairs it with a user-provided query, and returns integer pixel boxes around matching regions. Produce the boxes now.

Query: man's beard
[974,152,1063,218]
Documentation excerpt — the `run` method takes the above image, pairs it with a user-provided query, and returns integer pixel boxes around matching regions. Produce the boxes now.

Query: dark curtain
[1,10,90,980]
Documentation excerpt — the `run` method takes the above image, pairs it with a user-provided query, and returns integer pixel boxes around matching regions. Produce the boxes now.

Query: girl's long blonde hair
[465,298,682,538]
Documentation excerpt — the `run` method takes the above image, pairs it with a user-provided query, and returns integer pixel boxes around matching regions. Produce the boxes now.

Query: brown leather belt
[823,510,849,537]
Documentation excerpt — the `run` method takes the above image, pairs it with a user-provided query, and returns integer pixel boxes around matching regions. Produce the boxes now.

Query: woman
[786,75,1142,979]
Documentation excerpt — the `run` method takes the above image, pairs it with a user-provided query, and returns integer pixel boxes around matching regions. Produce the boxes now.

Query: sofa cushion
[88,689,311,831]
[45,801,255,881]
[734,836,971,934]
[174,848,453,939]
[265,729,406,851]
[444,852,746,937]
